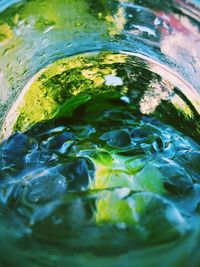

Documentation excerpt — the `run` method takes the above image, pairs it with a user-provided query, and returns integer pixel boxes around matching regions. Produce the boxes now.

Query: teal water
[0,1,200,267]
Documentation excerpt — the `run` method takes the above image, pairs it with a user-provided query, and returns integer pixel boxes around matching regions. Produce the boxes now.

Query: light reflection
[171,94,193,118]
[139,80,173,115]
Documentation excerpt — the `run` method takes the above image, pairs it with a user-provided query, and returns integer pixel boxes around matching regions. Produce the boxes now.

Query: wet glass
[0,0,200,266]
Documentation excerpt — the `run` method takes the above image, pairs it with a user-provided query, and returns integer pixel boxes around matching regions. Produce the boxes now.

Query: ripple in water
[1,51,200,266]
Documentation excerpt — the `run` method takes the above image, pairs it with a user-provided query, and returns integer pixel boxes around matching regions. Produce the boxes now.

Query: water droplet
[133,25,157,36]
[43,25,55,34]
[154,17,162,26]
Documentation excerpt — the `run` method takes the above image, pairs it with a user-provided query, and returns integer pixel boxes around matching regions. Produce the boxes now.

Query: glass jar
[0,1,200,266]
